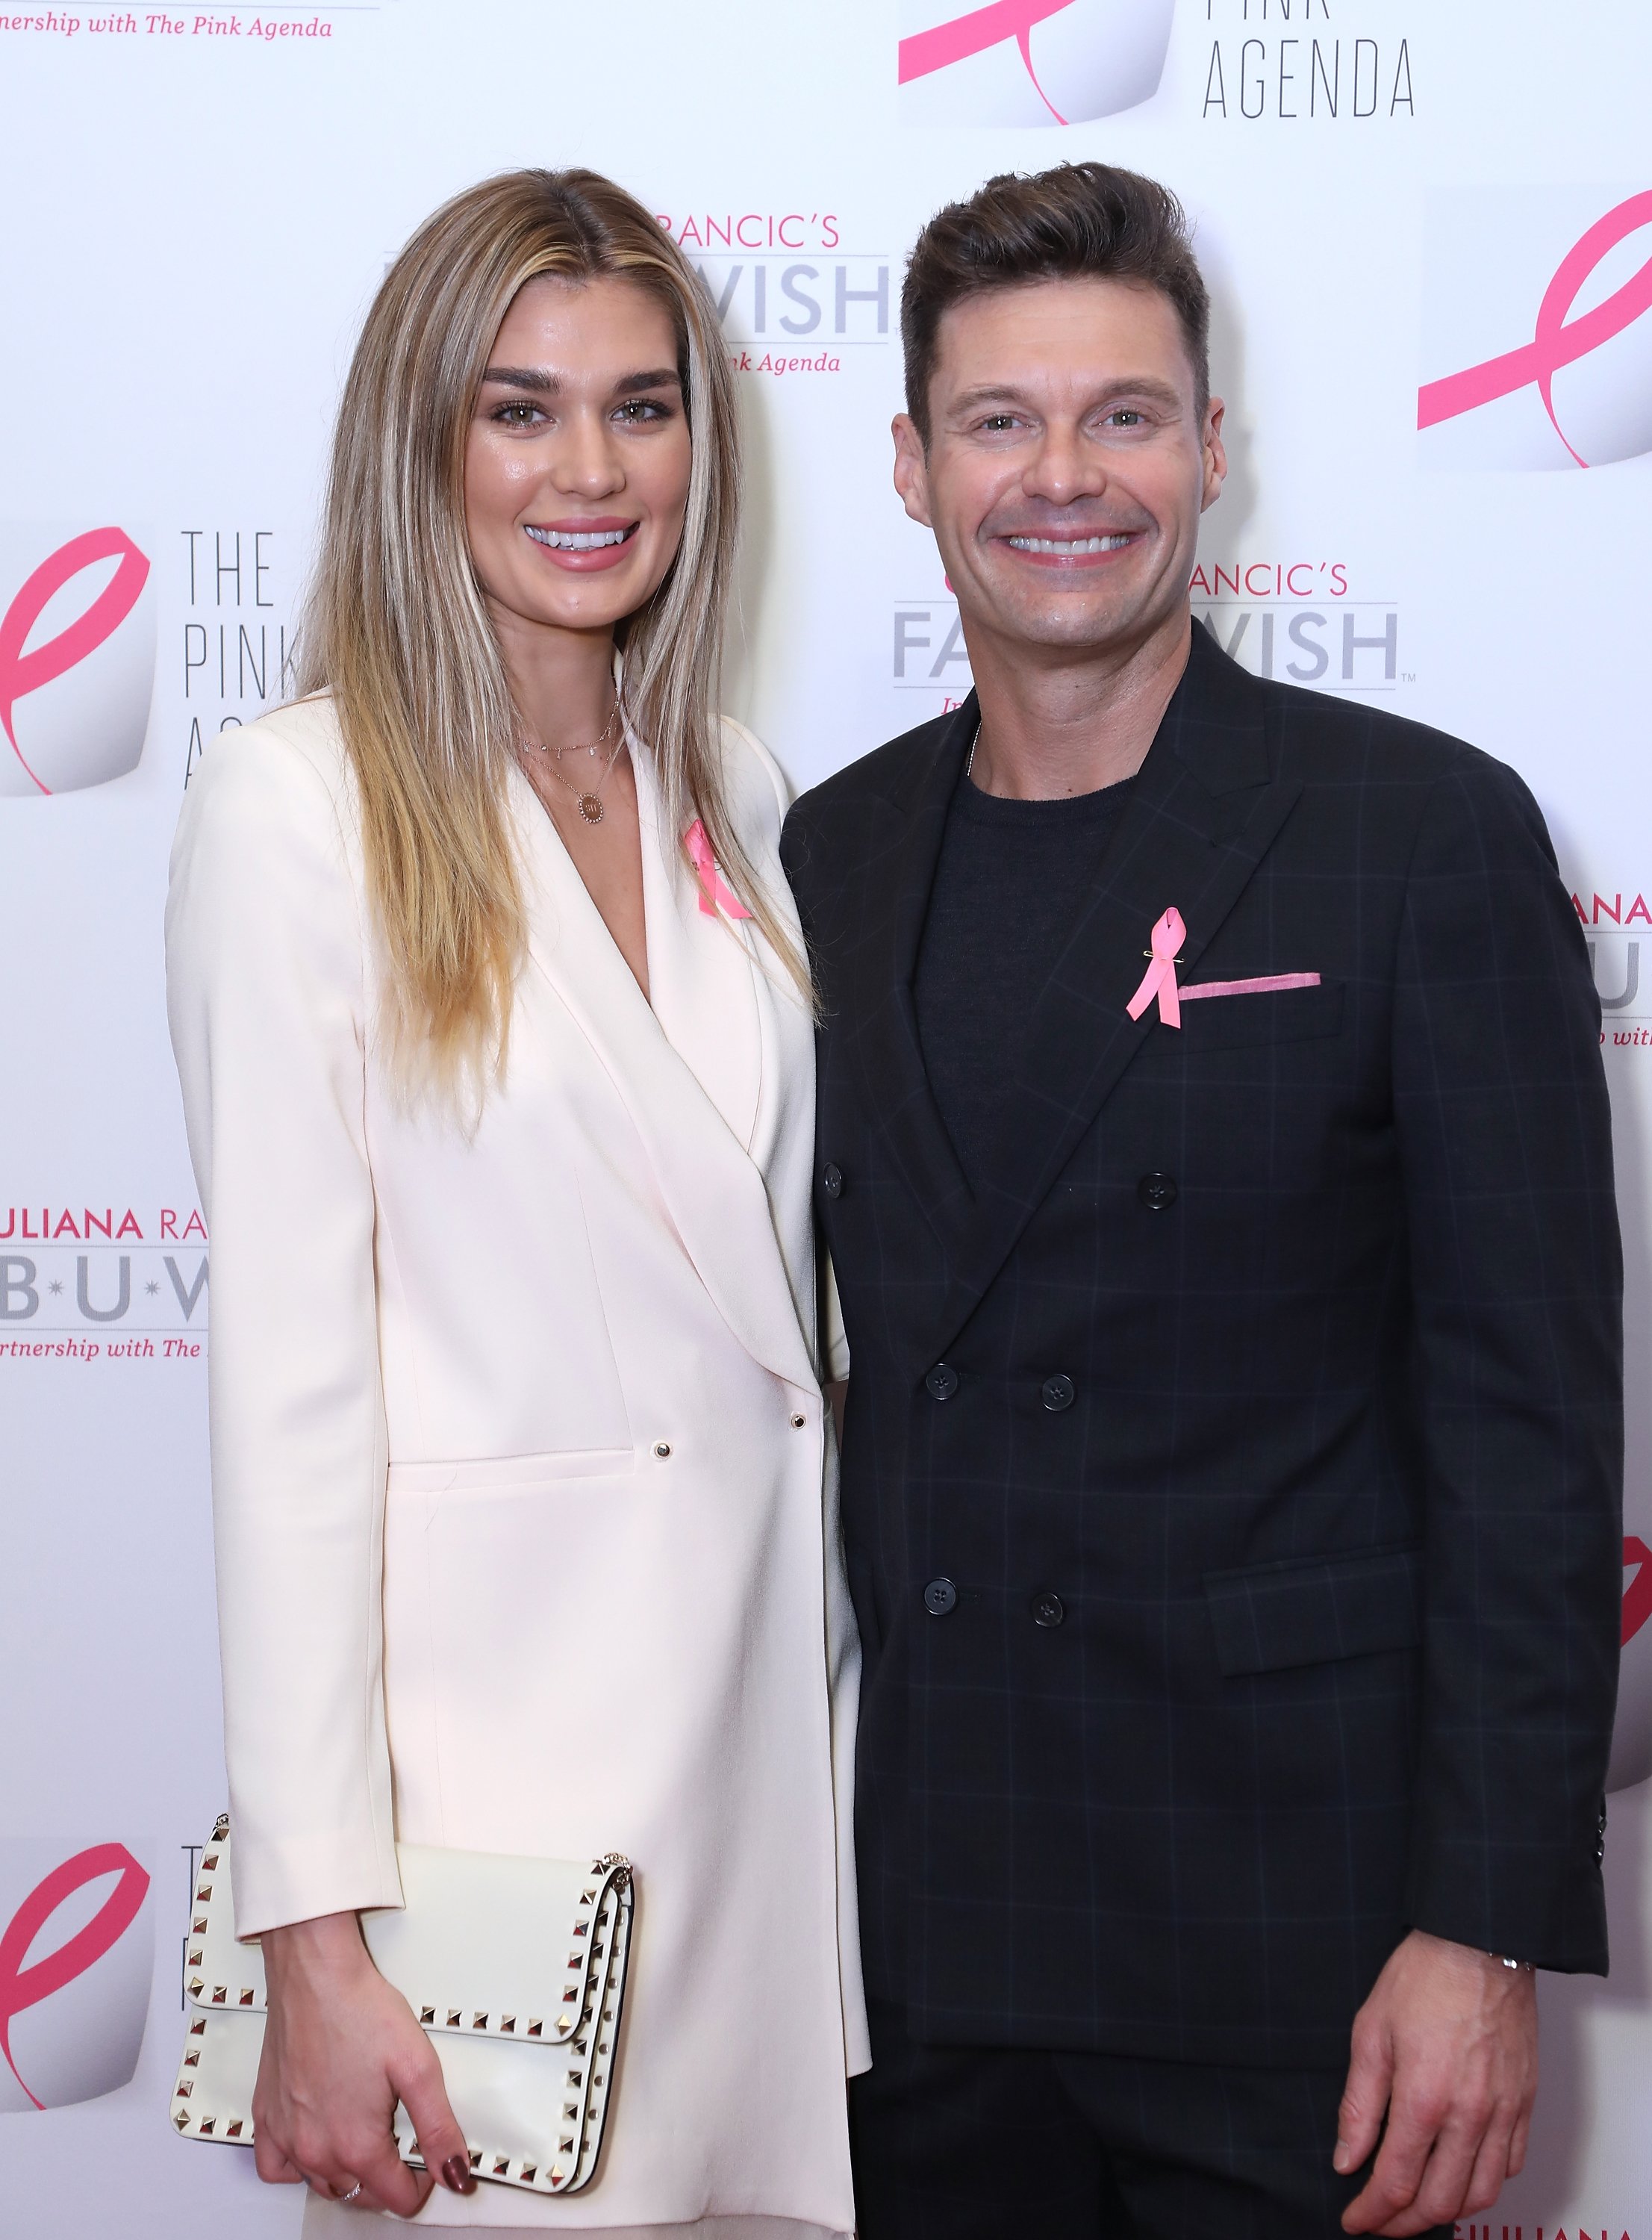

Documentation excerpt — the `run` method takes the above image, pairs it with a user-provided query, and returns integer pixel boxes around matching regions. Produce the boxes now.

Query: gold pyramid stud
[520,2167,537,2185]
[527,2019,543,2036]
[420,2007,435,2025]
[500,2015,515,2032]
[200,2120,215,2136]
[227,2121,243,2138]
[446,2010,461,2028]
[239,1989,255,2006]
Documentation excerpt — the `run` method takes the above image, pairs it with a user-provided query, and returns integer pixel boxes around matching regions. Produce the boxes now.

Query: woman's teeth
[526,526,635,550]
[1006,533,1134,554]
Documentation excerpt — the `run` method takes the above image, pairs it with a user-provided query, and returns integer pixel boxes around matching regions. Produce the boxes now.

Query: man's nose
[1022,423,1106,506]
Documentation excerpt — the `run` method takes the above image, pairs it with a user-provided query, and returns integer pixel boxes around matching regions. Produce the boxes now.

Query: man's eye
[982,414,1017,432]
[1109,409,1144,428]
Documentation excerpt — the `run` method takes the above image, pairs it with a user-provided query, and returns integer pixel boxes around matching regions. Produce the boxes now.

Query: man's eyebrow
[947,375,1186,414]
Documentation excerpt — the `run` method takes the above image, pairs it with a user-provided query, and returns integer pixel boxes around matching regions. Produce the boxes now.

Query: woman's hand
[253,1911,476,2215]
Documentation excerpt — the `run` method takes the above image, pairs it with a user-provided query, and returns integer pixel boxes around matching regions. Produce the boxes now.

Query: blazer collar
[846,694,980,1249]
[927,626,1305,1363]
[511,755,817,1396]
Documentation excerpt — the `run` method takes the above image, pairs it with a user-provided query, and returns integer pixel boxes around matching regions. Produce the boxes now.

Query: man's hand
[1337,1929,1537,2236]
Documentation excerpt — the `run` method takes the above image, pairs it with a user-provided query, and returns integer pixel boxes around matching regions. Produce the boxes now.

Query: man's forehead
[932,279,1194,396]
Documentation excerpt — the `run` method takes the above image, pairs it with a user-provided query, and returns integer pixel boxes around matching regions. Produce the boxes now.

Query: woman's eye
[493,400,543,427]
[615,399,668,423]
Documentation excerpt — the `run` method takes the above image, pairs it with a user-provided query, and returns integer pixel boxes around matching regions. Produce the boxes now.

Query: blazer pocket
[1204,1542,1421,1678]
[1176,979,1344,1052]
[387,1447,636,1502]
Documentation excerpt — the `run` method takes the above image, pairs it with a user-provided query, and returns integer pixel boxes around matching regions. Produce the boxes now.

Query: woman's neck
[492,606,620,753]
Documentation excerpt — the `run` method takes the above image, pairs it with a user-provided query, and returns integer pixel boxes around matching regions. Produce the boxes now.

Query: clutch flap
[364,1845,627,2045]
[184,1816,266,2015]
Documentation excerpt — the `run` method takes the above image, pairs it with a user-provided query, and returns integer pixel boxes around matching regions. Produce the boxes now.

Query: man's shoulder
[788,709,955,828]
[781,708,958,894]
[1254,664,1521,806]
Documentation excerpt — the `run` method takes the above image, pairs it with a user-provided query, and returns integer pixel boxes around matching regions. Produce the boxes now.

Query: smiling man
[781,164,1623,2240]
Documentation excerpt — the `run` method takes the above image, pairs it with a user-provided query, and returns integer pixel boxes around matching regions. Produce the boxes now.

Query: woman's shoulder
[714,714,791,842]
[172,694,361,882]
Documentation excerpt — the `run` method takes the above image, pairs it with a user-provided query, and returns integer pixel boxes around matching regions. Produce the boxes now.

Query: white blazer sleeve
[166,716,402,1938]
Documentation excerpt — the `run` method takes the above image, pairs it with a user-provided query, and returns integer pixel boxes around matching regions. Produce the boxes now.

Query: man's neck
[967,607,1193,801]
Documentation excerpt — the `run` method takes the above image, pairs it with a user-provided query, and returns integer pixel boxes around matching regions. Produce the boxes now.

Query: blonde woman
[166,169,866,2236]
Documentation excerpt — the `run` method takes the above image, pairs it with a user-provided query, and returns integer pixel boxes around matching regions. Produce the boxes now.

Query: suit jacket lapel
[845,695,977,1248]
[932,628,1303,1357]
[511,762,816,1396]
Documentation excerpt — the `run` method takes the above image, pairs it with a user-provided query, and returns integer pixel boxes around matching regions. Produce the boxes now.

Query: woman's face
[464,273,693,644]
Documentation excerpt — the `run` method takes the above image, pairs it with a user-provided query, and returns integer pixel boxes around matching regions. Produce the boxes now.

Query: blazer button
[926,1362,960,1401]
[1032,1591,1066,1628]
[1137,1172,1179,1212]
[1041,1373,1076,1413]
[923,1577,959,1617]
[821,1163,844,1200]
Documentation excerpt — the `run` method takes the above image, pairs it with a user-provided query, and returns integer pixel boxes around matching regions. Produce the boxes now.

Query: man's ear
[1200,397,1228,515]
[892,413,934,529]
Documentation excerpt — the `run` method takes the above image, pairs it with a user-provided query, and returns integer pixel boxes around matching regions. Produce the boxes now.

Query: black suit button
[1032,1591,1066,1628]
[821,1163,844,1200]
[926,1362,960,1401]
[1137,1172,1178,1211]
[924,1577,959,1617]
[1041,1373,1076,1413]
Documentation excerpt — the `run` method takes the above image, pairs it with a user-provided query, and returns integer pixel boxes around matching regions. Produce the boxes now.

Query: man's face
[894,277,1225,663]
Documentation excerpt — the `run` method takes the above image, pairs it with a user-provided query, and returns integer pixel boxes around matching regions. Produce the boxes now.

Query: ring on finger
[337,2179,363,2203]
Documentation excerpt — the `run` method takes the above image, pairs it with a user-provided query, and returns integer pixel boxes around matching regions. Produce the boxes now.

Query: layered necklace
[523,700,626,827]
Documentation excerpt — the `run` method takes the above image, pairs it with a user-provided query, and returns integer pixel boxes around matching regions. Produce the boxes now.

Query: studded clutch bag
[171,1815,634,2196]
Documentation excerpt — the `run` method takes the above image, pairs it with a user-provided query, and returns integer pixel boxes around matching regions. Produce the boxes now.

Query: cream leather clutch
[171,1815,634,2195]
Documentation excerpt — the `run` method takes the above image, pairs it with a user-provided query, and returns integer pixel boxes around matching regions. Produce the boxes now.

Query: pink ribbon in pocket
[685,819,753,921]
[1127,906,1186,1029]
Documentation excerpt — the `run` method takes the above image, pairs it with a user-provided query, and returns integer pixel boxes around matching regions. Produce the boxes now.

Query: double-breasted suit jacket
[782,623,1622,2070]
[167,696,867,2233]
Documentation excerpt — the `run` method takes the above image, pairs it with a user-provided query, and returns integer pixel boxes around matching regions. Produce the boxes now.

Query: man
[782,163,1621,2239]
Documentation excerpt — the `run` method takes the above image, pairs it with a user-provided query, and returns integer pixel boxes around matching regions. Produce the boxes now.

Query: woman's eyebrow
[479,364,560,393]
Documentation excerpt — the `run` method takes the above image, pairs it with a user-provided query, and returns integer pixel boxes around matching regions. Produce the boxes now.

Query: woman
[166,169,866,2234]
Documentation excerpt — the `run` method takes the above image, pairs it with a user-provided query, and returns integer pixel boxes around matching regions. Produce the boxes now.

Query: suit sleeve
[166,727,402,1938]
[1394,751,1621,1972]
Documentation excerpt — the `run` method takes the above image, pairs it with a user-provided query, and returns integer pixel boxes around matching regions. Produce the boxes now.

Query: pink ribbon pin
[1127,906,1186,1029]
[685,819,752,921]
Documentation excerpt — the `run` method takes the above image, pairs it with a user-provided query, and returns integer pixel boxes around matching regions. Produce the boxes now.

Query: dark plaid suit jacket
[781,623,1622,2068]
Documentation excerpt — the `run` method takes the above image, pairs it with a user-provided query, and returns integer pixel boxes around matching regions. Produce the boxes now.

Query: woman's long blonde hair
[299,167,808,1091]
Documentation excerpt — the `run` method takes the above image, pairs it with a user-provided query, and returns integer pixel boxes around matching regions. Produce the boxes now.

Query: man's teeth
[1006,533,1134,554]
[526,526,633,551]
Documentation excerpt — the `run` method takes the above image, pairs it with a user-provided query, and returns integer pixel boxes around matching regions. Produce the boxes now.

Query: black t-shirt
[913,767,1134,1189]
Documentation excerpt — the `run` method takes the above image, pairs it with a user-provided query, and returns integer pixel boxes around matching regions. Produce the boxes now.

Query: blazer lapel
[846,696,977,1248]
[511,762,816,1396]
[932,629,1303,1359]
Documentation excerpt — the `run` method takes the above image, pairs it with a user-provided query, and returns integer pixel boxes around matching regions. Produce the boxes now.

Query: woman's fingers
[393,2035,477,2197]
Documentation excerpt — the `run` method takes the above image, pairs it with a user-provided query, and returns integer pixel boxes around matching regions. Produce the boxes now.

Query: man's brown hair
[900,162,1210,446]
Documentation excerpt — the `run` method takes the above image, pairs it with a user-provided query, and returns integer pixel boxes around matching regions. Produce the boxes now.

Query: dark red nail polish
[441,2153,478,2195]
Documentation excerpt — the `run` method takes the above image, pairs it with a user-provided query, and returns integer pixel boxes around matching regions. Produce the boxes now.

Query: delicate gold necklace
[525,702,625,827]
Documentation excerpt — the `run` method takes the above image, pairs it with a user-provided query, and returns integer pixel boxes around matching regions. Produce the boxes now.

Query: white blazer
[166,696,867,2234]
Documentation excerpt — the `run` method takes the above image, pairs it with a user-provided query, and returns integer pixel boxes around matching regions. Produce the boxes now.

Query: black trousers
[851,2000,1450,2240]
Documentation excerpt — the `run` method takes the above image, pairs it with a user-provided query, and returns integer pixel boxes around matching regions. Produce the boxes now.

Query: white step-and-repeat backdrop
[1,2,1649,2233]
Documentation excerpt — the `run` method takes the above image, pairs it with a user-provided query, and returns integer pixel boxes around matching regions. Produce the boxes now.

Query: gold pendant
[577,794,604,826]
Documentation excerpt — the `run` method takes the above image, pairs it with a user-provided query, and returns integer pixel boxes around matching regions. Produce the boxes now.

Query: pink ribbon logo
[0,527,151,796]
[1127,906,1186,1028]
[1418,192,1652,469]
[685,819,753,921]
[1624,1536,1652,1648]
[898,0,1078,124]
[0,1844,150,2109]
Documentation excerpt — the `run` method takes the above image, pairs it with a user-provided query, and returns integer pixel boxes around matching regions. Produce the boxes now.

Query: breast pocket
[1176,979,1344,1054]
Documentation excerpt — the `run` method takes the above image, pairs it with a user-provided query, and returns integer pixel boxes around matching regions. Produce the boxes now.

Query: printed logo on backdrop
[895,2,1415,128]
[1420,189,1652,471]
[894,560,1406,712]
[897,0,1176,128]
[1,1200,208,1364]
[0,526,154,797]
[657,211,881,379]
[0,1842,152,2112]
